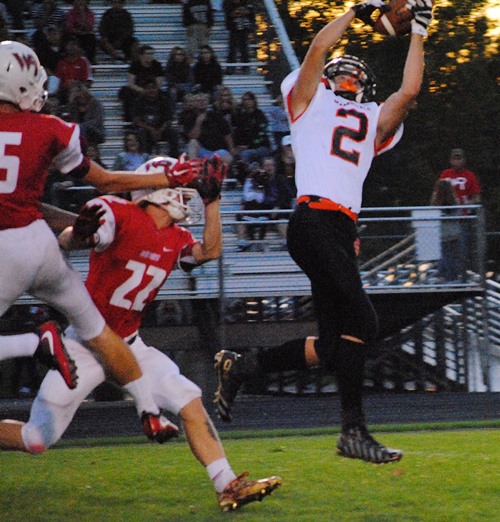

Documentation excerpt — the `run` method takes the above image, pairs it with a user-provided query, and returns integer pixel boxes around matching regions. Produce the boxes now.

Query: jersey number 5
[0,132,22,194]
[331,109,368,166]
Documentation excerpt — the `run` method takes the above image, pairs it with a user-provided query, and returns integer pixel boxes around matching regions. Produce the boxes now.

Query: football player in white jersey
[214,0,433,463]
[0,40,210,442]
[0,157,281,512]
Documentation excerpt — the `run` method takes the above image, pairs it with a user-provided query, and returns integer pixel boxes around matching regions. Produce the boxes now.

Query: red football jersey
[0,112,83,229]
[85,196,198,338]
[439,168,481,205]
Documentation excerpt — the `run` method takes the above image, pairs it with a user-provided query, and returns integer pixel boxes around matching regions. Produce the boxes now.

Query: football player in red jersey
[214,0,433,464]
[0,40,205,442]
[0,157,281,512]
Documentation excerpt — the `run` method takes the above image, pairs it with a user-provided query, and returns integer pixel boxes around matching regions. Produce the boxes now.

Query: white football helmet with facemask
[0,41,48,112]
[134,157,204,225]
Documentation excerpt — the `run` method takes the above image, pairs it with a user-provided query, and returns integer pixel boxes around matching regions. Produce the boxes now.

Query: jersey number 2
[331,109,368,165]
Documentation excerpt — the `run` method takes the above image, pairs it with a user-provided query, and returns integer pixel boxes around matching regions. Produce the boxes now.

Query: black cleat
[337,426,403,464]
[213,350,245,422]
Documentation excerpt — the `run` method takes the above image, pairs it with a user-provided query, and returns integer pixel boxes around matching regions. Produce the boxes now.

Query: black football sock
[332,337,367,431]
[255,338,308,374]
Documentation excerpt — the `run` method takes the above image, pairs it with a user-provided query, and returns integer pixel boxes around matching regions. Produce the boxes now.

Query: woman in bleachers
[164,46,195,109]
[112,130,150,173]
[192,45,223,103]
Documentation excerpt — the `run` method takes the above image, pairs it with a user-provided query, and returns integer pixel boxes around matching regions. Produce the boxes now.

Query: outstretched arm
[290,9,355,118]
[290,1,386,117]
[376,33,424,145]
[376,0,433,146]
[191,198,222,264]
[82,155,203,193]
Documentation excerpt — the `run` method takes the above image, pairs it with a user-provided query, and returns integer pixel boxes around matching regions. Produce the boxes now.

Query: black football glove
[352,0,389,26]
[72,204,105,247]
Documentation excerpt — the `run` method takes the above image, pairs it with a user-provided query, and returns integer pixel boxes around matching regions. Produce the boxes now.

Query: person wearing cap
[438,148,481,207]
[438,148,481,274]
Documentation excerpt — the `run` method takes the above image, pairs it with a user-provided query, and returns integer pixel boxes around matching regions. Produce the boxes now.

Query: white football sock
[206,457,237,493]
[123,375,160,416]
[0,333,38,360]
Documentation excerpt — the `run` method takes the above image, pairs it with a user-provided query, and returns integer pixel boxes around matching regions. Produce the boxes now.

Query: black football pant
[287,202,379,428]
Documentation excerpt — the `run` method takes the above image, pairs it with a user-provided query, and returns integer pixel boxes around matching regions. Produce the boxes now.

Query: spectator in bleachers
[131,79,180,156]
[236,156,287,251]
[64,0,98,64]
[66,81,106,145]
[182,0,214,63]
[184,92,234,164]
[55,35,93,103]
[274,134,296,201]
[177,91,198,148]
[213,84,236,127]
[232,90,272,165]
[118,44,164,121]
[32,16,58,66]
[85,142,107,169]
[2,0,26,31]
[0,5,11,41]
[98,0,138,62]
[192,45,223,102]
[0,3,8,27]
[112,130,150,172]
[266,94,290,150]
[113,130,151,173]
[222,0,255,74]
[164,46,195,107]
[31,0,66,28]
[32,24,63,96]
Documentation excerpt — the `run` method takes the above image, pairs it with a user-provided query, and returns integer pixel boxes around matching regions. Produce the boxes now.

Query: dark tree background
[274,0,499,264]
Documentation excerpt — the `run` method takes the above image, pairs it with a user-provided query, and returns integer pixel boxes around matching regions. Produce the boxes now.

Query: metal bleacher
[87,1,275,166]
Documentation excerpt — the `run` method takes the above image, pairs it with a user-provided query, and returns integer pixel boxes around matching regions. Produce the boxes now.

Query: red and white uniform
[281,69,402,213]
[0,112,103,340]
[22,196,202,449]
[0,112,85,229]
[85,195,198,339]
[438,168,481,206]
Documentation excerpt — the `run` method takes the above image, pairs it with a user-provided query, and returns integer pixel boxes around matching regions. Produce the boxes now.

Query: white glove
[406,0,433,37]
[352,0,388,26]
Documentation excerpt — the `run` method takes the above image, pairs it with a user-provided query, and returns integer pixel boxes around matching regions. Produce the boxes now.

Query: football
[373,0,414,36]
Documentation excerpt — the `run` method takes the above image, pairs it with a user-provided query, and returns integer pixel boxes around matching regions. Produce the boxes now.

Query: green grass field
[1,425,499,522]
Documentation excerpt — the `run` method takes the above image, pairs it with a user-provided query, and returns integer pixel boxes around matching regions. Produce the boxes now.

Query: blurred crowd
[0,1,296,229]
